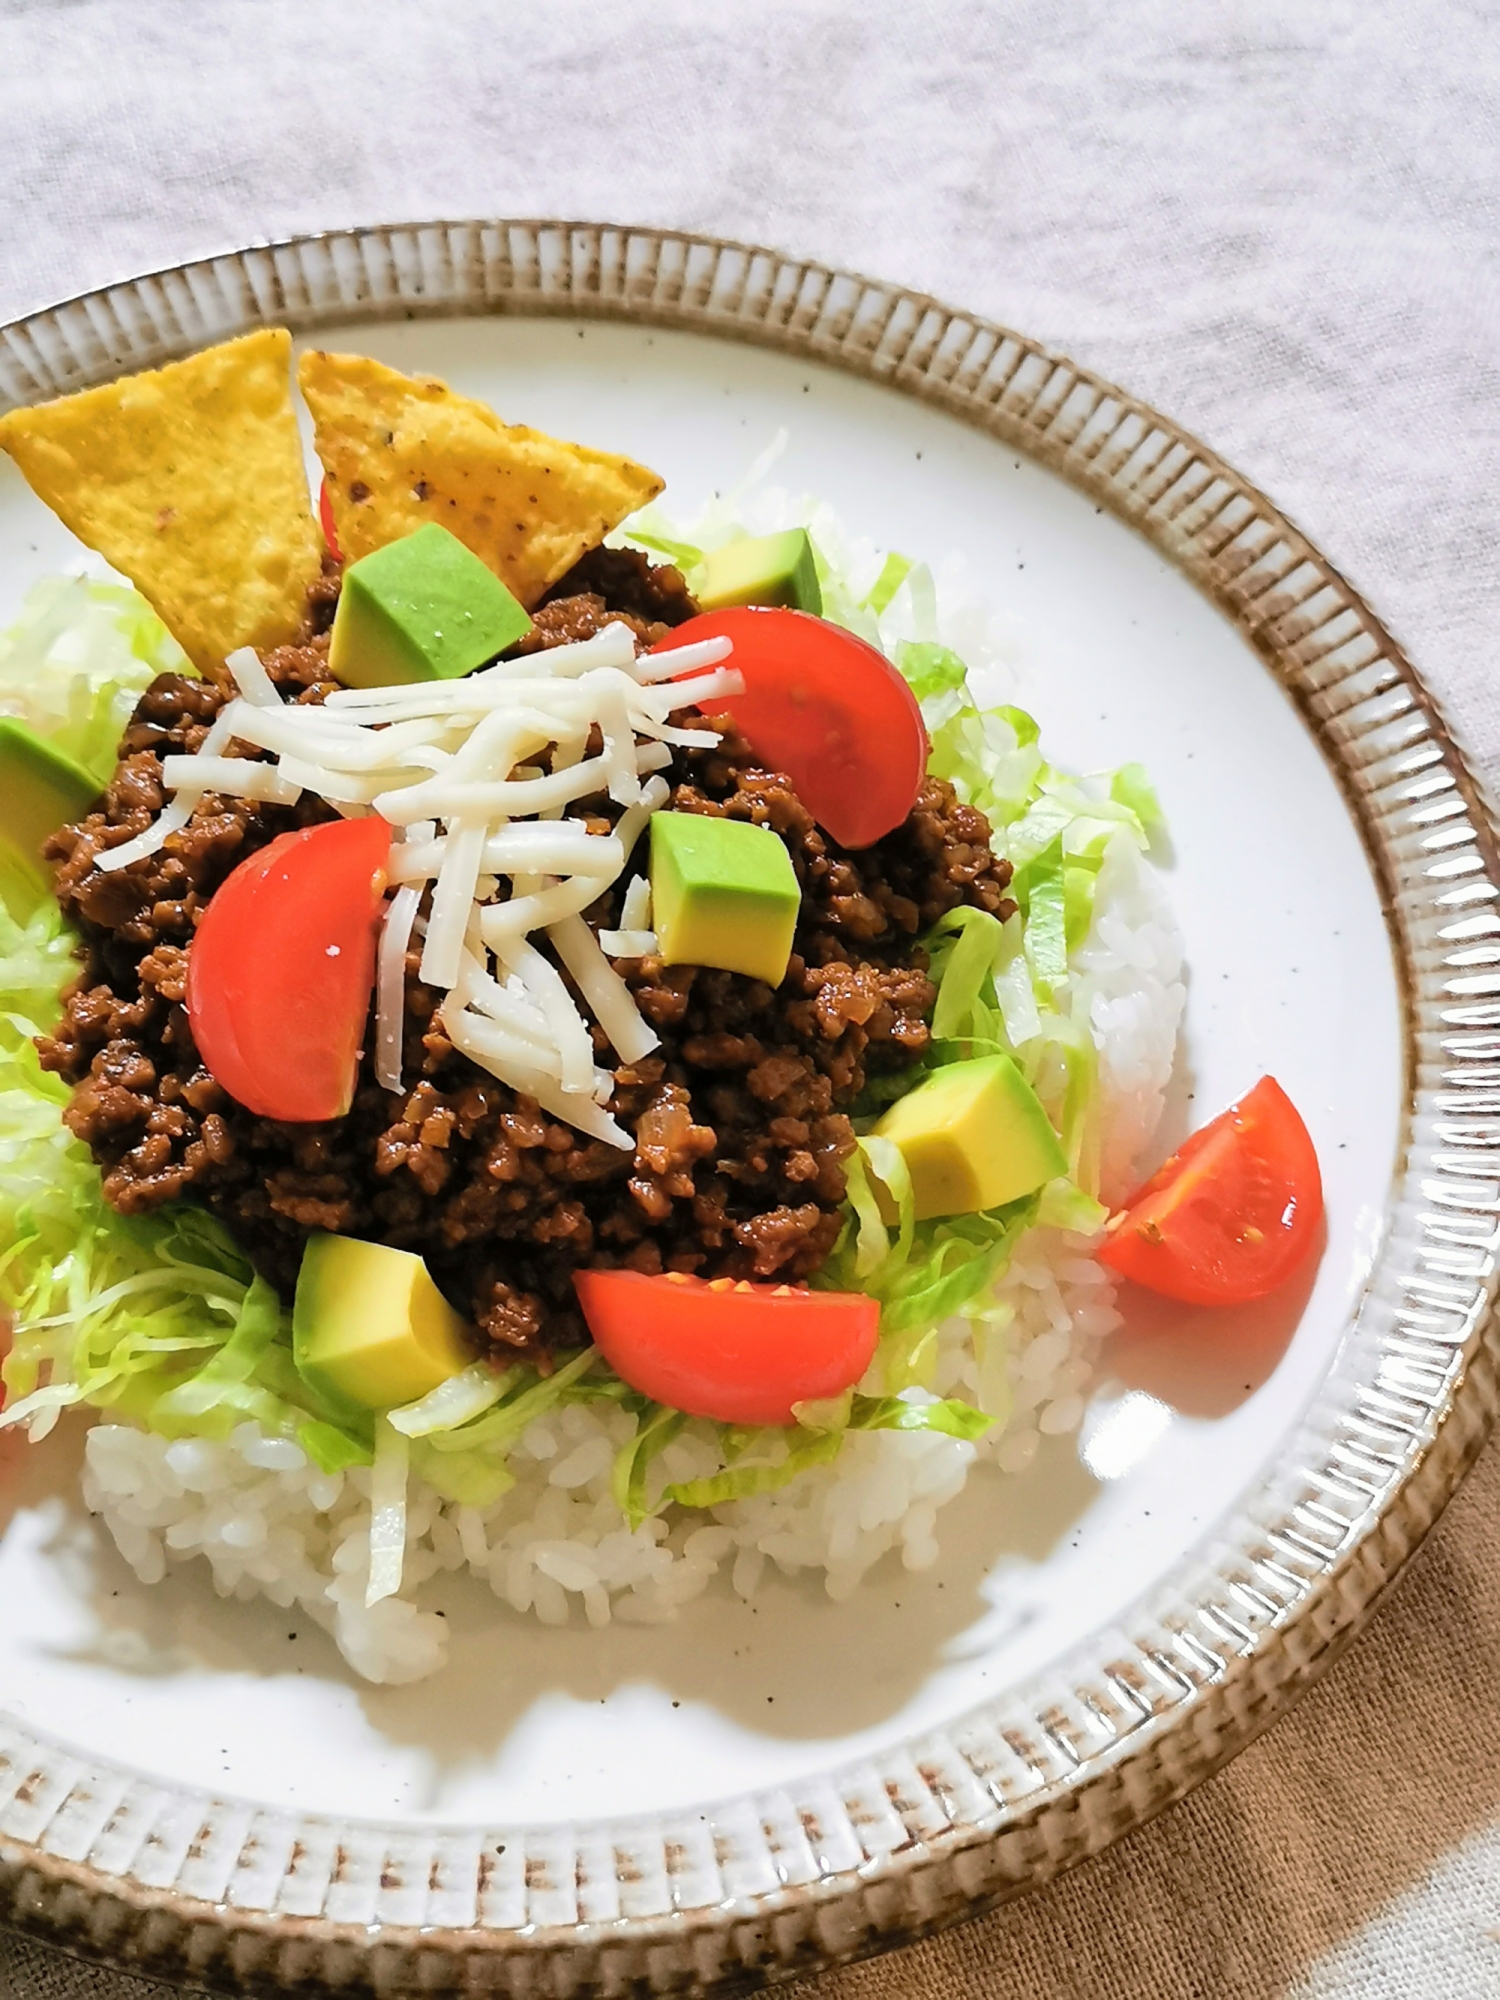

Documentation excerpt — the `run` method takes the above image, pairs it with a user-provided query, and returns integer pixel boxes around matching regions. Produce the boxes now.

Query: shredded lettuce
[820,1133,1042,1393]
[1111,761,1164,837]
[613,1402,688,1528]
[849,1393,994,1440]
[863,552,914,616]
[616,525,705,574]
[893,639,968,701]
[825,1132,1036,1399]
[147,1274,285,1434]
[0,573,189,787]
[795,1387,995,1443]
[298,1419,373,1473]
[664,1428,842,1511]
[928,907,1007,1050]
[409,1436,514,1508]
[1022,840,1068,995]
[410,1346,630,1509]
[656,1386,995,1519]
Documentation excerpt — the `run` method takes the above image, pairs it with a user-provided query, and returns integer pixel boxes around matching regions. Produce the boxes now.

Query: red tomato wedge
[574,1270,879,1426]
[1098,1076,1323,1306]
[318,478,343,564]
[652,607,927,849]
[186,817,391,1123]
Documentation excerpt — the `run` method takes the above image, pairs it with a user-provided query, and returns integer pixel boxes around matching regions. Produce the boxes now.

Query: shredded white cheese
[598,928,659,959]
[159,755,302,805]
[104,620,740,1147]
[603,874,658,957]
[96,708,237,873]
[548,914,660,1066]
[375,883,421,1095]
[224,644,282,709]
[421,817,488,990]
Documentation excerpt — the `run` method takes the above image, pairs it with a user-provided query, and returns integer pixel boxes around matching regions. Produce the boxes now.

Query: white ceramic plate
[0,225,1493,1998]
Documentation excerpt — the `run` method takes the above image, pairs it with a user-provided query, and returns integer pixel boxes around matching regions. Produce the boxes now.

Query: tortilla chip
[0,329,322,674]
[298,350,664,608]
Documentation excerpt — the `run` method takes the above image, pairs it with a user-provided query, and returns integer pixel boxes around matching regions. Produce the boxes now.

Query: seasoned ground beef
[517,543,698,654]
[37,556,1015,1360]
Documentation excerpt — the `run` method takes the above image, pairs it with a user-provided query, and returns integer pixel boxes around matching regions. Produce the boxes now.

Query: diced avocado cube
[0,718,97,914]
[695,529,822,615]
[649,810,801,987]
[874,1053,1067,1221]
[292,1233,473,1413]
[328,522,533,689]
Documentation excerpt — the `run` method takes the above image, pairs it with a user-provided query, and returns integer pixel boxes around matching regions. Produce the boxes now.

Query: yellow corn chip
[298,350,664,609]
[0,329,322,674]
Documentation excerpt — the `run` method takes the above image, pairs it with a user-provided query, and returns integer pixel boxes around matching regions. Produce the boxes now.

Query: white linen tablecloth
[2,2,1498,1992]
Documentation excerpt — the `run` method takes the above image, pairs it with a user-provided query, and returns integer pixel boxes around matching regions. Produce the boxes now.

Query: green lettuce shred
[1021,839,1068,994]
[1110,761,1164,836]
[849,1393,994,1440]
[422,1345,604,1452]
[147,1274,286,1435]
[615,525,705,574]
[929,907,1007,1049]
[660,1386,996,1513]
[818,1134,1041,1393]
[612,1402,688,1529]
[410,1436,515,1507]
[298,1420,374,1474]
[0,573,189,786]
[893,639,968,701]
[405,1347,633,1509]
[665,1428,842,1510]
[795,1387,995,1442]
[863,552,914,616]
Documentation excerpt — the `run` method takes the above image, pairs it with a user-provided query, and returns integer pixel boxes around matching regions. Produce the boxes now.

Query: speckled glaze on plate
[0,222,1495,1997]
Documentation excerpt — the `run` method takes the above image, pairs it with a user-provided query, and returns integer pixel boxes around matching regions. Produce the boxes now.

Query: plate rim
[1,218,1497,1997]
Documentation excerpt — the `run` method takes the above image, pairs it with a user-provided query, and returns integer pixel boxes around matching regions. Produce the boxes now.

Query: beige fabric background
[1,0,1498,1992]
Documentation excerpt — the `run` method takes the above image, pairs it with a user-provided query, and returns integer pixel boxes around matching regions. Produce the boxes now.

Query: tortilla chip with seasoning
[298,350,664,609]
[0,329,322,675]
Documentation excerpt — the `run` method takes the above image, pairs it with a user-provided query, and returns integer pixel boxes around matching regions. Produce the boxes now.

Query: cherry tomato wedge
[1098,1076,1323,1305]
[651,607,927,850]
[574,1269,879,1426]
[186,817,391,1123]
[318,478,343,563]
